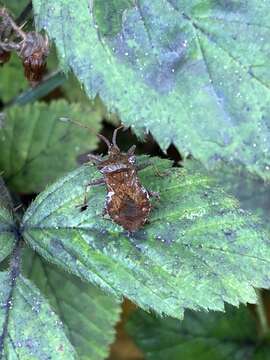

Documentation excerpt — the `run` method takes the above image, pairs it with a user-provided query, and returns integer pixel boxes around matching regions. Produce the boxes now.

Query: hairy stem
[0,9,26,40]
[16,1,33,27]
[255,289,269,336]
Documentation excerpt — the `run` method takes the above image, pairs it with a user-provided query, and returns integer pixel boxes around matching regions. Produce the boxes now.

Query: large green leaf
[214,166,270,217]
[0,270,76,359]
[23,248,121,360]
[22,157,270,319]
[0,100,102,193]
[62,74,120,126]
[0,178,15,262]
[33,0,270,179]
[213,164,270,229]
[186,160,270,231]
[127,306,270,360]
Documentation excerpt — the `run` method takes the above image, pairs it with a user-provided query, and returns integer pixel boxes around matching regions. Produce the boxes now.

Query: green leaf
[23,248,121,360]
[186,159,270,231]
[93,0,134,37]
[62,74,120,126]
[0,178,15,263]
[62,73,97,106]
[0,55,28,104]
[32,0,270,179]
[22,157,270,319]
[1,0,30,16]
[213,165,270,229]
[0,100,102,193]
[0,270,76,359]
[127,306,270,360]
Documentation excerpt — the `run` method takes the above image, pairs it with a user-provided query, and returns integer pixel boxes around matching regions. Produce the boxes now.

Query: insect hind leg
[77,178,105,211]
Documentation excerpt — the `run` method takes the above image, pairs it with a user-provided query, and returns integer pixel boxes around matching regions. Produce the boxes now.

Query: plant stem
[5,70,66,108]
[16,1,33,27]
[256,289,269,336]
[0,9,26,40]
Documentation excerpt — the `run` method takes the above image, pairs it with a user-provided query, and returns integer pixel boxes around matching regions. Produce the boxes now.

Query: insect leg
[148,190,160,210]
[127,145,136,156]
[112,125,125,150]
[77,178,105,210]
[87,153,103,164]
[102,207,108,217]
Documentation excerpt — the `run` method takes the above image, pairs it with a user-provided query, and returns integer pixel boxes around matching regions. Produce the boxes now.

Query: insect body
[0,8,49,84]
[20,32,49,86]
[84,127,157,232]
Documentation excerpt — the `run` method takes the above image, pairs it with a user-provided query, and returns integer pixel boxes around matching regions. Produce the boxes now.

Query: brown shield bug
[19,31,49,86]
[60,119,159,232]
[0,8,49,85]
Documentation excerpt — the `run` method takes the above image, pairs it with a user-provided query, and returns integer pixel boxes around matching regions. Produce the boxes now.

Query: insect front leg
[87,153,103,165]
[102,206,108,217]
[148,190,160,211]
[77,178,105,211]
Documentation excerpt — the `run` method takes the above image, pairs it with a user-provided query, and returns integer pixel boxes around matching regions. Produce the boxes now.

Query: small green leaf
[0,271,76,359]
[22,157,270,319]
[0,100,102,193]
[23,248,121,360]
[1,0,30,16]
[127,306,270,360]
[33,0,270,179]
[0,178,15,263]
[0,55,28,104]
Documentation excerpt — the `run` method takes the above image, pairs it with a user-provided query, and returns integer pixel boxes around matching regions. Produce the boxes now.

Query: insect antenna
[112,125,125,150]
[59,117,111,149]
[97,134,111,149]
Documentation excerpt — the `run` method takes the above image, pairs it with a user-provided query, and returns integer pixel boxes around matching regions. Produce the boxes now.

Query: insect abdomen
[105,176,151,232]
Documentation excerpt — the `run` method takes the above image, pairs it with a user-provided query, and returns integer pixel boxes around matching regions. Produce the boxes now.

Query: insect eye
[128,155,136,164]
